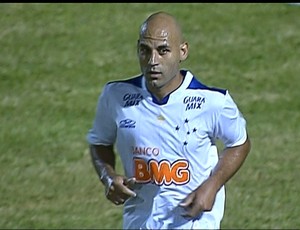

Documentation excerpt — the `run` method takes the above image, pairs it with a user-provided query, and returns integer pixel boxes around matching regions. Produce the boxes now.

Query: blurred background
[0,3,299,229]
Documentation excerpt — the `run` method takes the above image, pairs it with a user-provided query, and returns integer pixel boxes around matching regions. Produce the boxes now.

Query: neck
[147,72,184,101]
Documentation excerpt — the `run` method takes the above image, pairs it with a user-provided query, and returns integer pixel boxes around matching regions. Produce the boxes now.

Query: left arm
[180,136,251,218]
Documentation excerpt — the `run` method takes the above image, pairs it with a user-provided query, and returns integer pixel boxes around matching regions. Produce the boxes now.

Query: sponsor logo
[119,119,136,128]
[183,96,205,111]
[134,158,190,185]
[132,146,160,156]
[123,93,143,107]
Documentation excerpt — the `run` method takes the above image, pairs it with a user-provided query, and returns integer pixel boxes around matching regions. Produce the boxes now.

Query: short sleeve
[86,84,117,146]
[215,92,248,148]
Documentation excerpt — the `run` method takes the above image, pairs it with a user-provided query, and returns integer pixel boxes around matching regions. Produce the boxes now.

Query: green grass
[1,3,299,229]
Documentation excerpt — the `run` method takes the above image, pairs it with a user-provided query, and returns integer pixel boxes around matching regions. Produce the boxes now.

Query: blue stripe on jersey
[107,75,143,88]
[152,94,170,105]
[187,76,227,95]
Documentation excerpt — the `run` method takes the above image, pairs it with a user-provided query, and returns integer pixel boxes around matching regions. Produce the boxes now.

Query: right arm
[89,144,136,205]
[88,84,136,205]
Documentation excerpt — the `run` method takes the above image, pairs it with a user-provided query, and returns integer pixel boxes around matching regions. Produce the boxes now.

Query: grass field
[1,3,299,229]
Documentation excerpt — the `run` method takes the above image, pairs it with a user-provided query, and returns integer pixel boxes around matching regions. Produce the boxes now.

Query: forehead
[139,25,177,48]
[138,36,169,49]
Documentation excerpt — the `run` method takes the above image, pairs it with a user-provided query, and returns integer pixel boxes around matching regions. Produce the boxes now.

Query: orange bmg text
[134,158,190,185]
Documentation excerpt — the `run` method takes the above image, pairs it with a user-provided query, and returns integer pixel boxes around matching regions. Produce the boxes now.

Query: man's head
[137,11,189,99]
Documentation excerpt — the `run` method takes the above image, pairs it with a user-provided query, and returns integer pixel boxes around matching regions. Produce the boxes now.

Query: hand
[179,179,218,219]
[105,175,136,205]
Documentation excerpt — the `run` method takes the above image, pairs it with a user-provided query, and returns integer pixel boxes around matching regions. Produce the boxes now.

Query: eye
[158,47,169,55]
[139,45,150,55]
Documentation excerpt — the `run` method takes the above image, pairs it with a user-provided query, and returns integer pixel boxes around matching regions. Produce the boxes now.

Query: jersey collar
[142,69,194,105]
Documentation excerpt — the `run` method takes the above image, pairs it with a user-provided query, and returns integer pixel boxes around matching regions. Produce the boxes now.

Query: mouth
[147,71,162,78]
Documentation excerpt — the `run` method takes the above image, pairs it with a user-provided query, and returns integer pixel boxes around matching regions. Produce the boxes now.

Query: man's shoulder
[100,74,144,101]
[106,74,144,89]
[187,76,227,96]
[183,70,227,96]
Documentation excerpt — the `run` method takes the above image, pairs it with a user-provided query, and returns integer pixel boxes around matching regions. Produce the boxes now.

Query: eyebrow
[139,42,171,50]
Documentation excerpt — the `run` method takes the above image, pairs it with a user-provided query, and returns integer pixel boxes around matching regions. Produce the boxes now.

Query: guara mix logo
[123,93,143,107]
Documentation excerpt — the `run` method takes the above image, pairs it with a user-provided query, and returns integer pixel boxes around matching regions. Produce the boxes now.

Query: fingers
[124,177,136,188]
[107,187,130,205]
[180,202,203,219]
[106,176,137,205]
[123,177,137,197]
[113,198,125,205]
[179,193,203,218]
[179,194,194,207]
[122,186,137,197]
[181,204,202,219]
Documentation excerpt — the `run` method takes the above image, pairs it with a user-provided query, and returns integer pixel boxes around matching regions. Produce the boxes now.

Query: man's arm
[210,136,251,191]
[89,144,136,205]
[90,144,116,195]
[180,136,251,217]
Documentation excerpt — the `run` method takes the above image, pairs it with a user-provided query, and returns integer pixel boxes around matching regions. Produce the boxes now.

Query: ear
[179,42,189,62]
[136,39,140,56]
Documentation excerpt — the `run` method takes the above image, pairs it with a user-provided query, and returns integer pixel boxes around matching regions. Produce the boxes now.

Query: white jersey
[87,70,247,229]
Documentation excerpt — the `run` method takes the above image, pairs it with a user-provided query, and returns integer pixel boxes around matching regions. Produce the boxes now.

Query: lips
[148,71,162,78]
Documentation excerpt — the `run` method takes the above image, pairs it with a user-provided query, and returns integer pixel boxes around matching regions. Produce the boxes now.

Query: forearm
[89,144,116,193]
[209,137,251,191]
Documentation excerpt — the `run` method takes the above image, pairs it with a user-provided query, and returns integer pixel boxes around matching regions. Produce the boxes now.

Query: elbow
[243,136,251,157]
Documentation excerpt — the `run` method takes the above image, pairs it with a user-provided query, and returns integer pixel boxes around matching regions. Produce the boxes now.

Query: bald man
[87,11,251,229]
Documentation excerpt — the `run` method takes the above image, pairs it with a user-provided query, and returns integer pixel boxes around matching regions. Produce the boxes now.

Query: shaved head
[139,11,184,44]
[137,11,189,100]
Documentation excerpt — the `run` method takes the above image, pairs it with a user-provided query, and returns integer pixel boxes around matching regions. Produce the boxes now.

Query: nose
[148,50,158,65]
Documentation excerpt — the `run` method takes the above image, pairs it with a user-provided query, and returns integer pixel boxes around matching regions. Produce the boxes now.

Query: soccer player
[86,11,251,229]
